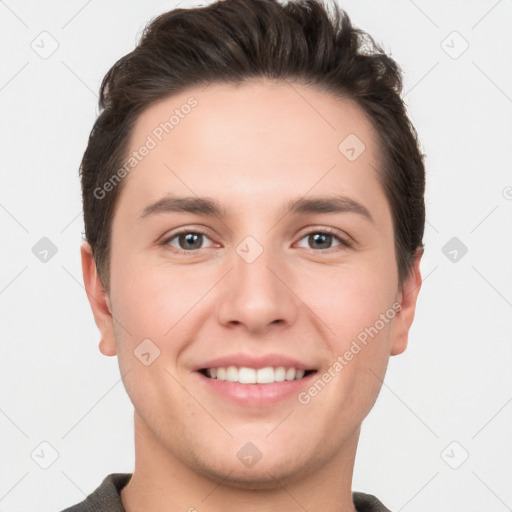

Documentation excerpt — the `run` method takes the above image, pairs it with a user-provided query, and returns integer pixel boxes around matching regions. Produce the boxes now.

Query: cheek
[110,253,208,337]
[109,264,202,434]
[297,258,397,411]
[304,268,397,425]
[298,257,397,344]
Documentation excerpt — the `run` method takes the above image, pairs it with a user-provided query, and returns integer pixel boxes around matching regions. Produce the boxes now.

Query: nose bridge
[216,235,299,331]
[236,239,279,296]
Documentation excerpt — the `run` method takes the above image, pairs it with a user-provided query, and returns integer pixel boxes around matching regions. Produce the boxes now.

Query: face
[82,79,421,487]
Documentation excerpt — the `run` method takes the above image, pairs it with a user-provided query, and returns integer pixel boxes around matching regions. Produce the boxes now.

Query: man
[63,0,424,510]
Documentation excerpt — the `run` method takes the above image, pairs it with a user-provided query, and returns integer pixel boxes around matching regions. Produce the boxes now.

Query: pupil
[180,233,202,250]
[310,233,331,249]
[177,233,332,251]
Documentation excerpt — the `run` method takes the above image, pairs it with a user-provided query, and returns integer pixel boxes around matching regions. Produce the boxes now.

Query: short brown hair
[80,0,425,292]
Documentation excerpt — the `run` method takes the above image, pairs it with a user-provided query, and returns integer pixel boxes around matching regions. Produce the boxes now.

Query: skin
[81,79,422,512]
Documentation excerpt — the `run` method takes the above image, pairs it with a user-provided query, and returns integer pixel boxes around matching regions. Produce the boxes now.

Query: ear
[390,248,423,356]
[80,241,117,356]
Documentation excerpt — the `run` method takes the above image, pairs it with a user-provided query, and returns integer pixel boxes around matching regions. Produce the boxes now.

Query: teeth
[204,366,309,384]
[239,367,257,384]
[226,366,238,382]
[274,367,286,382]
[257,367,274,384]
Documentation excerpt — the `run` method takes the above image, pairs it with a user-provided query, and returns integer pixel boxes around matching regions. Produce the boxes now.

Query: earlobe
[390,248,423,356]
[80,241,117,357]
[98,337,116,357]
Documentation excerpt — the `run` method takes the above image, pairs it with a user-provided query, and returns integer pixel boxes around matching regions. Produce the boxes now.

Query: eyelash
[161,227,353,254]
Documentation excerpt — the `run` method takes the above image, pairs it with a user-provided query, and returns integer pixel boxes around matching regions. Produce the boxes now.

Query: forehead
[117,79,386,217]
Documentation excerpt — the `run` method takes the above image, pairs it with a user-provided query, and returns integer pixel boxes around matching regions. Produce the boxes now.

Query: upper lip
[194,353,316,371]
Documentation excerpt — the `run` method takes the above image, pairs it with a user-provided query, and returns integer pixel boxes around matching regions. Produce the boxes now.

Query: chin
[194,451,314,491]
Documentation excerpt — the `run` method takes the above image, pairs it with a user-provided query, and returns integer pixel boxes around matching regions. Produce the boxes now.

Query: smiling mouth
[198,366,317,384]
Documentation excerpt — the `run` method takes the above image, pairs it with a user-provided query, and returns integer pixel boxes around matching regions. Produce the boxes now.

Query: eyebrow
[138,194,373,223]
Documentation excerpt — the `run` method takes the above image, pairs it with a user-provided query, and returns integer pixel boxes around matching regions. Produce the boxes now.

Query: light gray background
[1,1,511,511]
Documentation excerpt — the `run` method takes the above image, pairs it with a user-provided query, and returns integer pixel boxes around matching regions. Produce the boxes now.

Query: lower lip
[195,371,317,407]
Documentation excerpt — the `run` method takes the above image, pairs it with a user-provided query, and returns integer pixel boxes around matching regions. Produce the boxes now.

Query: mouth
[197,366,318,384]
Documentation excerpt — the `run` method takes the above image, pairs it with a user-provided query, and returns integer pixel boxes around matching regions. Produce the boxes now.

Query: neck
[121,412,359,512]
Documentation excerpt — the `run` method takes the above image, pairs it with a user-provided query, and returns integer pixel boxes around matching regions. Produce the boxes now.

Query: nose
[216,242,300,335]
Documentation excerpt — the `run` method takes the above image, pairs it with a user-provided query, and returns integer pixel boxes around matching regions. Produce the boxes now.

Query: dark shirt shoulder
[59,473,391,512]
[353,491,392,512]
[59,473,131,512]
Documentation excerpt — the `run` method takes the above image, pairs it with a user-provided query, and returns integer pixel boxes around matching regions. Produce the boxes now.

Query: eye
[163,230,216,252]
[161,227,351,254]
[295,229,351,251]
